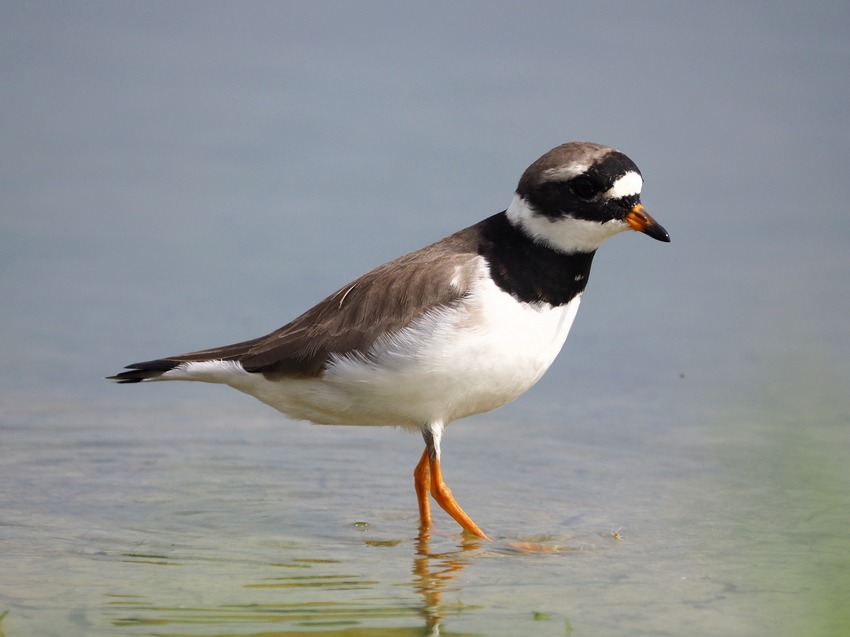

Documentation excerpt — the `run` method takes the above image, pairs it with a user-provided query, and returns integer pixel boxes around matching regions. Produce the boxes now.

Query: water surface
[3,356,848,637]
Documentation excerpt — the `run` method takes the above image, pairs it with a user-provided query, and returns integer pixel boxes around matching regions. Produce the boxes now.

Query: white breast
[239,273,582,429]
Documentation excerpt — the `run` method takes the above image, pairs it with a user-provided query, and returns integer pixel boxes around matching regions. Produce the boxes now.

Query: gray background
[3,2,847,403]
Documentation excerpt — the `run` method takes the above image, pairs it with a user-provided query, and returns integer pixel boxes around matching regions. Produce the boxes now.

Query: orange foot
[413,447,490,540]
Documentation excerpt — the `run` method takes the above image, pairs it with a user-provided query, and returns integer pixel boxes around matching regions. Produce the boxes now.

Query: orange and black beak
[625,203,670,242]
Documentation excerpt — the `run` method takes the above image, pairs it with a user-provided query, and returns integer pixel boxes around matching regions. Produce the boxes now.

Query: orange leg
[414,448,432,531]
[413,435,489,540]
[427,451,489,540]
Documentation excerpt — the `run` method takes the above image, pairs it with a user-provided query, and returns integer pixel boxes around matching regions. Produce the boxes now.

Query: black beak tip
[647,223,671,243]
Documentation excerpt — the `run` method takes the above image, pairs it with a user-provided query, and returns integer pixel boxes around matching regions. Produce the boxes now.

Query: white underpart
[604,171,642,200]
[161,262,582,431]
[506,193,630,253]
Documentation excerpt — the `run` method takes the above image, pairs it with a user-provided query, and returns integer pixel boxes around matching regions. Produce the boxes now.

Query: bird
[109,141,669,540]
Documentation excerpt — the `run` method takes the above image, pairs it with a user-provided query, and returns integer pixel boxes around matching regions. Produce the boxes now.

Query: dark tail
[107,334,267,384]
[107,359,181,383]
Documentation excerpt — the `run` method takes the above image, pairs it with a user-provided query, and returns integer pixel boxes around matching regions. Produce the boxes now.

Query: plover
[110,141,670,539]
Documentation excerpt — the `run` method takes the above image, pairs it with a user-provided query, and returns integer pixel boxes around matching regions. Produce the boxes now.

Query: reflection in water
[102,534,489,636]
[412,530,481,632]
[95,527,588,636]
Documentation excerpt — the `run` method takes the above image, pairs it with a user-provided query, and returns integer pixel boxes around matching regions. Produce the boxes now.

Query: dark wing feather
[110,223,487,382]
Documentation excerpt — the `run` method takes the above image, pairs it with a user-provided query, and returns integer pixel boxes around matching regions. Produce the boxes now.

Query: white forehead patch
[603,171,642,200]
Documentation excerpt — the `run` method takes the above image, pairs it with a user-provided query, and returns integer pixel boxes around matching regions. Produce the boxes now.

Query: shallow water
[3,357,848,637]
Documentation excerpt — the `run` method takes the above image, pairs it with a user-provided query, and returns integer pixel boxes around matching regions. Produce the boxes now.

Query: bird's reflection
[412,529,483,633]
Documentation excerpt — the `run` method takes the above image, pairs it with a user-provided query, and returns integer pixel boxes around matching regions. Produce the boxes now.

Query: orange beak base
[626,204,670,242]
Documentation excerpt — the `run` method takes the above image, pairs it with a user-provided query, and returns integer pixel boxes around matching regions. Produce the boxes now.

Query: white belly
[234,279,582,428]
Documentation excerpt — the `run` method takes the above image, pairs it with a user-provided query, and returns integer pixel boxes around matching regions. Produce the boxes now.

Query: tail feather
[108,334,267,384]
[107,359,181,383]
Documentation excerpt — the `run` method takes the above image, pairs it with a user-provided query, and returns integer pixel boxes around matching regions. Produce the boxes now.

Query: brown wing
[240,242,481,377]
[111,223,486,382]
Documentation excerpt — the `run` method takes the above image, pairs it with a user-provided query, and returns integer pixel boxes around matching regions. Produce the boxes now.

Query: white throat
[505,193,630,254]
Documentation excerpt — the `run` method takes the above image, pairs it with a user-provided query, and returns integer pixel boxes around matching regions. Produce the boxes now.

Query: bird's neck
[477,212,595,306]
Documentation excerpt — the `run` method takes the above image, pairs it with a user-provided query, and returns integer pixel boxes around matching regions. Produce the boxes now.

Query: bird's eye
[572,177,599,199]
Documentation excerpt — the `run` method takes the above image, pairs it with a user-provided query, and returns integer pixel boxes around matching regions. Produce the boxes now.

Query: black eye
[572,176,599,199]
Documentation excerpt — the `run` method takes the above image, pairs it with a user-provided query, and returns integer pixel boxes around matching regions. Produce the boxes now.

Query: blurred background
[1,2,848,636]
